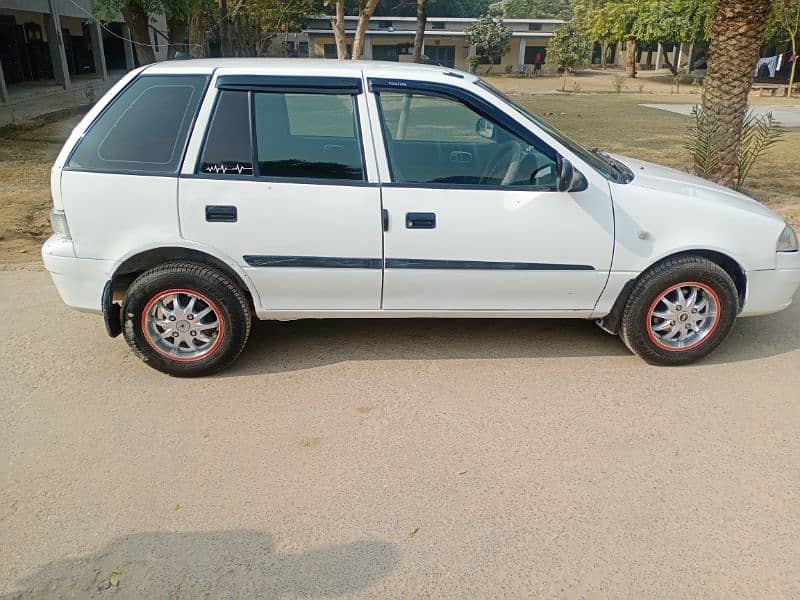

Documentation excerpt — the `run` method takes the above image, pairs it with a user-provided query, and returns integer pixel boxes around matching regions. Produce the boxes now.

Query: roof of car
[143,57,477,82]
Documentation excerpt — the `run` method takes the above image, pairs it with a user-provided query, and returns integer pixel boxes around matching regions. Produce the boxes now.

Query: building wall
[309,34,550,73]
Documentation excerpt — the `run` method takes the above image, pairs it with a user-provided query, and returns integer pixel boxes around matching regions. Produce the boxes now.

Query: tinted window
[253,92,364,181]
[68,75,207,174]
[377,91,558,188]
[198,90,254,176]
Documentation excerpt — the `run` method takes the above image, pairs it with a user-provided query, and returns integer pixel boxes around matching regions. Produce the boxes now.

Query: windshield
[475,80,633,184]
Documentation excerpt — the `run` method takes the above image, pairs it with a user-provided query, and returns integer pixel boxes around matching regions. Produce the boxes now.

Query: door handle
[205,205,237,222]
[406,212,436,229]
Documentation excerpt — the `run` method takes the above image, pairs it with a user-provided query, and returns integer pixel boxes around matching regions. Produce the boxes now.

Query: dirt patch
[0,108,86,266]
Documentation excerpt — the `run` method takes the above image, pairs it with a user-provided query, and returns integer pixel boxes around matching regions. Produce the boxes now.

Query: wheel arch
[110,246,259,312]
[599,249,747,334]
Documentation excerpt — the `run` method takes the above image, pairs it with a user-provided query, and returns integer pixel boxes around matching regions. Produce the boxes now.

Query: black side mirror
[557,157,587,192]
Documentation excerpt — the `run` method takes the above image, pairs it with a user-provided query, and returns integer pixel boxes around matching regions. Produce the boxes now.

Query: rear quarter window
[67,74,208,174]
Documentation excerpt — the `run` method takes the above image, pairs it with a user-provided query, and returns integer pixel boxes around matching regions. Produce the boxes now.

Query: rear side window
[68,75,207,174]
[197,88,365,182]
[253,92,364,181]
[198,90,254,175]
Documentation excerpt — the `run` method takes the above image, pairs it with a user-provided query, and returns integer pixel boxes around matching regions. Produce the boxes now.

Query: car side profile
[43,59,800,376]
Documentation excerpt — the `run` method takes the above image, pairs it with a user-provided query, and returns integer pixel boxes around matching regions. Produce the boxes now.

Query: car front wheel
[122,262,251,377]
[620,255,739,365]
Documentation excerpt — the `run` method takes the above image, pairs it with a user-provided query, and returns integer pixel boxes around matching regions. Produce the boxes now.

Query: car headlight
[777,224,799,252]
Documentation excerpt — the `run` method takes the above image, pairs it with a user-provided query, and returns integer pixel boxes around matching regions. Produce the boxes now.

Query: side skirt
[254,309,597,321]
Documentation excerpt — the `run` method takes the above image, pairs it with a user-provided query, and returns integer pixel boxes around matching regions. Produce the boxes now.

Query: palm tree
[701,0,773,187]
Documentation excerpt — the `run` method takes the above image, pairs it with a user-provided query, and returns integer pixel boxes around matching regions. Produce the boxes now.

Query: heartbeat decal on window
[201,162,254,175]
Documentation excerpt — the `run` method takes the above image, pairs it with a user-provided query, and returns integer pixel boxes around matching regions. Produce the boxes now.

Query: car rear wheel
[122,262,251,377]
[620,255,739,365]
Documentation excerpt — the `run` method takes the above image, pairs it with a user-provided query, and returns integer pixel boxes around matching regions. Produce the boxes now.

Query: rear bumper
[740,252,800,316]
[42,236,113,314]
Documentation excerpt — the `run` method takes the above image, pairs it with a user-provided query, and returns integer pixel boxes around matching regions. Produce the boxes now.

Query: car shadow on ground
[224,309,800,376]
[2,530,397,599]
[226,318,632,377]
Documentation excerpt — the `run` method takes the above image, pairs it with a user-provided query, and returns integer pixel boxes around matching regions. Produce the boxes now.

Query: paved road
[641,103,800,127]
[2,269,800,598]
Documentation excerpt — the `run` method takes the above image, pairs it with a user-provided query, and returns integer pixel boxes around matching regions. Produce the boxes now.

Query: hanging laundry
[755,56,779,78]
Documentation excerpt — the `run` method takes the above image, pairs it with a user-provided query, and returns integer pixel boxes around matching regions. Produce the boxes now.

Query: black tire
[619,255,739,365]
[122,262,252,377]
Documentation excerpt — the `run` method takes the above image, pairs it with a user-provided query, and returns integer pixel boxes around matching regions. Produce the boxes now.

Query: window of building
[377,91,557,188]
[528,23,543,31]
[253,92,364,181]
[431,21,445,30]
[378,21,393,29]
[198,90,253,176]
[324,43,352,58]
[67,75,207,174]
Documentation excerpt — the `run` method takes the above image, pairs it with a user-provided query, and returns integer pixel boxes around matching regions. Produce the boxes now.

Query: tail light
[50,209,71,240]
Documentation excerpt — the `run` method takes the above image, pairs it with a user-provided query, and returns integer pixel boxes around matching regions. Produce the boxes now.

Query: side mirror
[557,157,587,192]
[475,117,495,139]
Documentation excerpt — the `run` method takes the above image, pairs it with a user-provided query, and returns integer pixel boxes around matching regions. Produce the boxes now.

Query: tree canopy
[465,12,513,71]
[490,0,571,19]
[572,0,712,45]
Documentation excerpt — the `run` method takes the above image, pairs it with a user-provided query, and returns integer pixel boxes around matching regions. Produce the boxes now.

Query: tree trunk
[660,43,678,75]
[218,0,233,57]
[331,0,347,59]
[188,9,206,58]
[701,0,772,186]
[412,0,427,63]
[351,0,380,60]
[788,34,797,98]
[120,2,155,65]
[166,12,188,59]
[600,42,607,69]
[626,38,637,78]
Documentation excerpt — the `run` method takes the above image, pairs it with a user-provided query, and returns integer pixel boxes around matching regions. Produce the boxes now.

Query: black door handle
[205,205,237,222]
[406,212,436,229]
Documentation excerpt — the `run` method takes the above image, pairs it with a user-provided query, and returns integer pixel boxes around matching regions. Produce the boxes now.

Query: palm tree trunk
[351,0,380,60]
[701,0,772,186]
[120,2,155,65]
[626,38,637,78]
[331,0,347,59]
[412,0,427,63]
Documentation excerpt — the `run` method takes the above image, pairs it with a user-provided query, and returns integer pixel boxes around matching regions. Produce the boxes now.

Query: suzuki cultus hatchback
[43,59,800,376]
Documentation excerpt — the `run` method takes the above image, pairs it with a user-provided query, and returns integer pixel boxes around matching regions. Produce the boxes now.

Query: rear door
[179,73,383,311]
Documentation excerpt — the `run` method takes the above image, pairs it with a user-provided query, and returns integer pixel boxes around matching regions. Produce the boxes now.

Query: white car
[43,59,800,376]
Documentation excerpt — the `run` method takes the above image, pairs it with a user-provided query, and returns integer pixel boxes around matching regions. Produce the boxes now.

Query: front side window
[68,75,207,174]
[376,91,558,188]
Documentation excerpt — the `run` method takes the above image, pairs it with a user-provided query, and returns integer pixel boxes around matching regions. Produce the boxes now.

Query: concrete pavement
[2,269,800,598]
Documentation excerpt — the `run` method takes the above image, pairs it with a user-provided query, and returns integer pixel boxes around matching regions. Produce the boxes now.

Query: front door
[179,75,383,311]
[370,83,614,311]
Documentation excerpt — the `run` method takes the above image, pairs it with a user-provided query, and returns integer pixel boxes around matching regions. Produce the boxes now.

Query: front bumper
[741,252,800,316]
[42,235,113,314]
